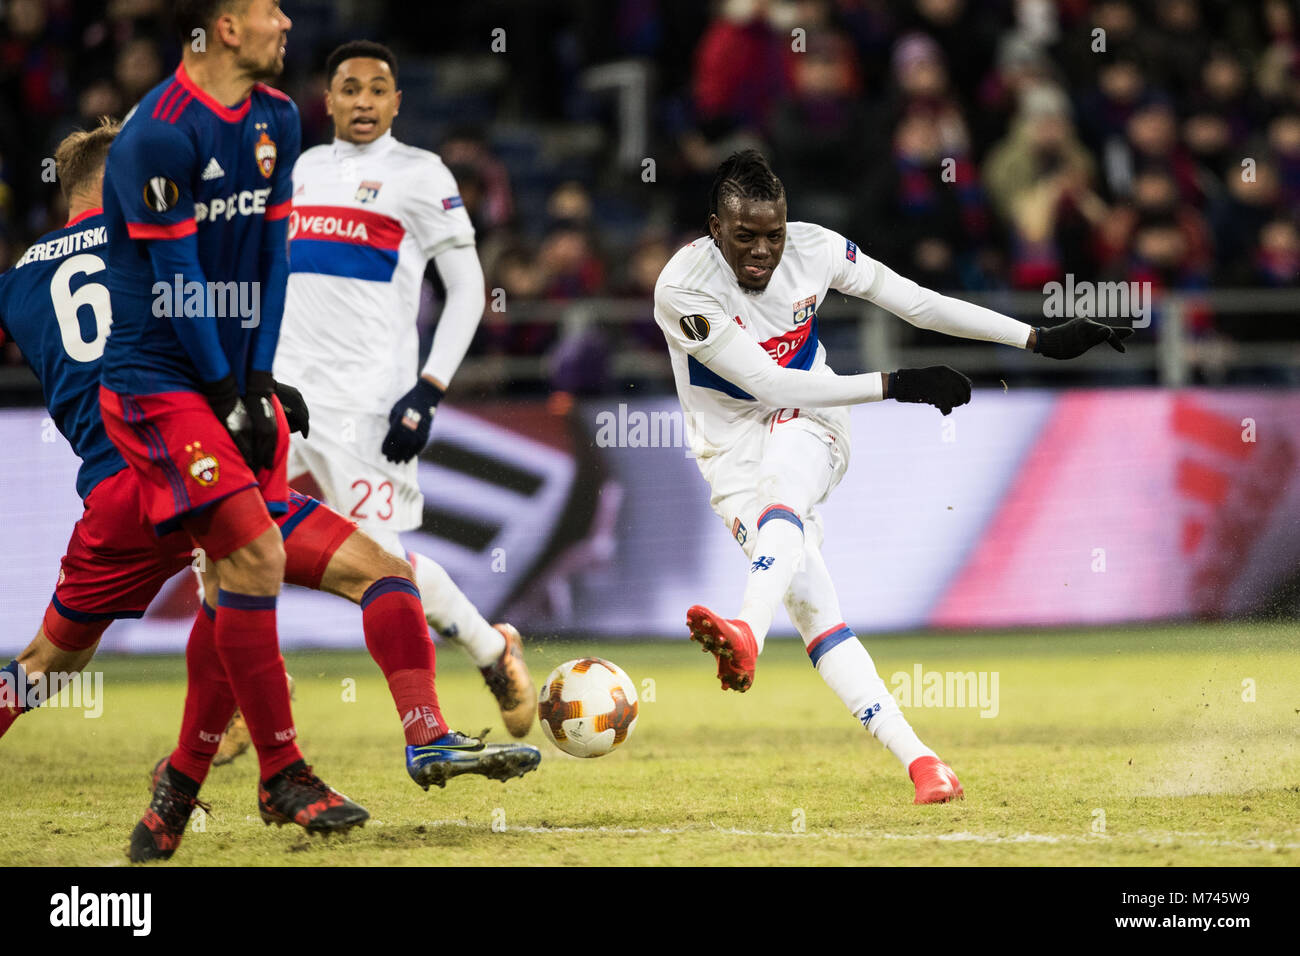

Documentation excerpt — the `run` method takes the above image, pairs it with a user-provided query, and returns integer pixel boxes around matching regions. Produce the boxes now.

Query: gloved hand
[1033,317,1132,359]
[274,379,310,438]
[382,377,444,464]
[201,374,256,467]
[243,371,280,471]
[886,365,972,416]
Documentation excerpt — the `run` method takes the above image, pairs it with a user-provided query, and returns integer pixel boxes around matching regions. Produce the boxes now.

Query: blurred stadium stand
[2,0,1298,403]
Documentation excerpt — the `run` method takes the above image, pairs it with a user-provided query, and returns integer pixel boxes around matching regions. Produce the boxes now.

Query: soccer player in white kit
[273,41,535,735]
[655,151,1130,803]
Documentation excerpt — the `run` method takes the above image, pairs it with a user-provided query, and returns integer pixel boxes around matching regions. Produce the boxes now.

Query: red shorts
[44,473,358,653]
[99,385,290,556]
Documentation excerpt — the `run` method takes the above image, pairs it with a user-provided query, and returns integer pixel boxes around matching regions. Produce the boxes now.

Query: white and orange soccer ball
[537,658,639,758]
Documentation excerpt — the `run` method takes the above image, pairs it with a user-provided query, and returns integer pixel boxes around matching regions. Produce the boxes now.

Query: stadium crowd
[2,0,1298,390]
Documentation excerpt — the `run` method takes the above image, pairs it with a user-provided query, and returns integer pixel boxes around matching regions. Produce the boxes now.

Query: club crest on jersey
[355,180,382,204]
[185,442,219,487]
[680,314,710,342]
[255,130,277,179]
[732,518,748,546]
[142,176,179,213]
[845,239,857,262]
[793,295,817,325]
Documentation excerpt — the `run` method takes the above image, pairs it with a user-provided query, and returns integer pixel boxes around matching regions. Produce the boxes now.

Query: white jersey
[653,221,880,451]
[275,130,474,415]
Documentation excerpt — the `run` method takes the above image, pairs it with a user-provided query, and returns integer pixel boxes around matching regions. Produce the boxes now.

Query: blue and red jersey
[100,63,300,396]
[0,210,127,499]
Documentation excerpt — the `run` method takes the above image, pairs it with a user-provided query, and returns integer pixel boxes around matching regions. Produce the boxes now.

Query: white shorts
[287,404,424,534]
[693,405,851,557]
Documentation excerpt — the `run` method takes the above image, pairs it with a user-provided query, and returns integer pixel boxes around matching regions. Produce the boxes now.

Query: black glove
[274,380,310,438]
[1033,317,1132,360]
[382,377,444,464]
[887,365,972,416]
[244,371,280,471]
[201,374,256,467]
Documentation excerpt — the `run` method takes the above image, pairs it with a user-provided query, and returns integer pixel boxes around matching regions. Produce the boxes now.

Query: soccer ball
[537,658,639,758]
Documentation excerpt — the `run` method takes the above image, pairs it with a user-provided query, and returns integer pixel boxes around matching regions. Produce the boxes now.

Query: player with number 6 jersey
[274,41,536,736]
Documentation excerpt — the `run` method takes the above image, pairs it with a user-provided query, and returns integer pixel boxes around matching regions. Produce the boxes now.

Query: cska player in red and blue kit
[97,0,368,844]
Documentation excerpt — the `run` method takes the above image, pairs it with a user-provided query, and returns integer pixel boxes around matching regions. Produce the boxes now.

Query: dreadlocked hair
[707,149,785,228]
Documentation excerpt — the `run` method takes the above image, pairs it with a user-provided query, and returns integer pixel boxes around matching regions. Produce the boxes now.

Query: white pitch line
[402,819,1299,851]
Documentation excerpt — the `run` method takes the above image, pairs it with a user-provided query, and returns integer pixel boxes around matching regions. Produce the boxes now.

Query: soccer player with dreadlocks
[653,150,1129,803]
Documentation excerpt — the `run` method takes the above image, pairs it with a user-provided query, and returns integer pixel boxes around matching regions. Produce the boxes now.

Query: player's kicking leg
[354,522,537,738]
[0,628,100,740]
[688,419,962,803]
[280,503,540,788]
[203,494,540,787]
[785,541,963,804]
[1,467,197,742]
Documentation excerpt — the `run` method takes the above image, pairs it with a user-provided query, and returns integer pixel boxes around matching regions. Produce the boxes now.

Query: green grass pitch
[3,622,1297,866]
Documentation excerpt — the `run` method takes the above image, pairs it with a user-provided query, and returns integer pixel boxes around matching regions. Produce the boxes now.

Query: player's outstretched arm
[690,313,971,414]
[856,256,1131,359]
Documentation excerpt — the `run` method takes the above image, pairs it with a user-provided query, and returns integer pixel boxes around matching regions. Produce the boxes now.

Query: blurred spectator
[1146,0,1208,99]
[1096,169,1212,276]
[114,36,162,104]
[768,27,865,232]
[538,226,605,301]
[440,128,515,234]
[1251,217,1300,287]
[1075,52,1148,161]
[1193,48,1259,144]
[983,85,1103,287]
[859,108,991,288]
[1209,159,1283,280]
[692,0,793,135]
[973,35,1058,160]
[1121,99,1202,207]
[546,181,595,229]
[899,0,1007,104]
[1266,112,1300,211]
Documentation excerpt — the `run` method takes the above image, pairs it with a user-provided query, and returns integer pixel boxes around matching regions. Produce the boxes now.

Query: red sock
[0,704,17,740]
[361,576,446,745]
[168,603,236,785]
[214,590,302,780]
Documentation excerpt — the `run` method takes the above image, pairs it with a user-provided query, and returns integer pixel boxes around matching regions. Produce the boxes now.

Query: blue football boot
[406,729,541,790]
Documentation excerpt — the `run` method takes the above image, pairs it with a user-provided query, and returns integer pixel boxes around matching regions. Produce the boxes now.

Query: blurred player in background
[273,41,536,736]
[655,150,1130,804]
[0,113,539,860]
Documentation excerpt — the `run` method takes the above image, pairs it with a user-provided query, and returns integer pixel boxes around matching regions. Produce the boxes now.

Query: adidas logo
[201,157,225,181]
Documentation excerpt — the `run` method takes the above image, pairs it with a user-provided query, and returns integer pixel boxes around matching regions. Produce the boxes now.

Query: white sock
[409,551,505,668]
[736,505,805,652]
[787,544,935,770]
